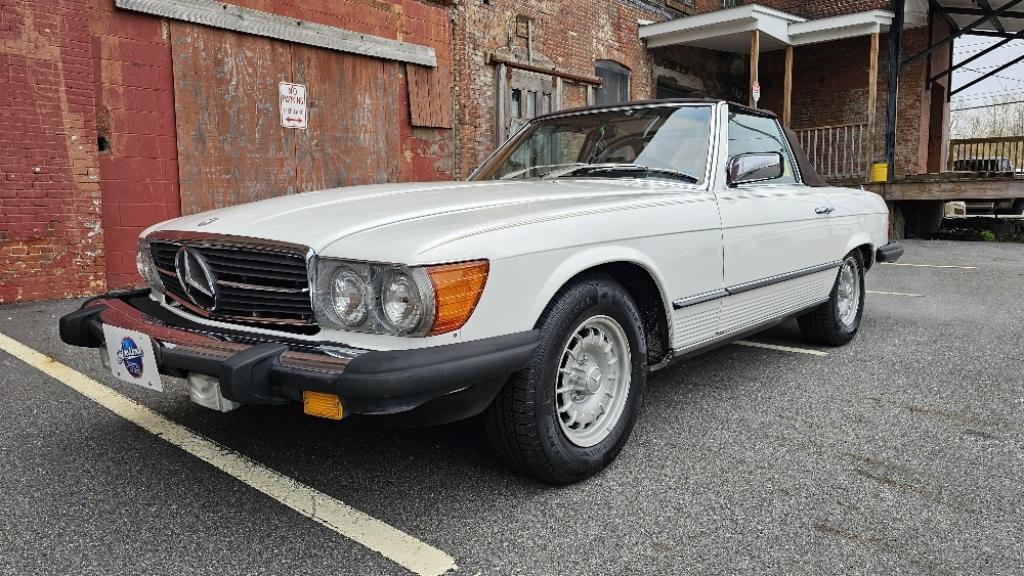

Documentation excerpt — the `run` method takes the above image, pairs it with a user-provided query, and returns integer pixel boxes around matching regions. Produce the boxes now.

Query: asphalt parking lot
[1,239,1021,576]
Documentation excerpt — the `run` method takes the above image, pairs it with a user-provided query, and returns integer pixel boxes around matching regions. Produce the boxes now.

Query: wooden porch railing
[947,136,1024,172]
[794,123,868,181]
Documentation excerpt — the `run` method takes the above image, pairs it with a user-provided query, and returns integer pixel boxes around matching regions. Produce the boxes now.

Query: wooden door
[170,22,401,215]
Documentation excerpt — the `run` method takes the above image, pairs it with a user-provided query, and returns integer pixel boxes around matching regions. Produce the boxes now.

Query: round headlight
[330,267,369,326]
[381,271,424,333]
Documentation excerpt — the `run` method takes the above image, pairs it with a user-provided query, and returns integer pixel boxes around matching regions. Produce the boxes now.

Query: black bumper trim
[876,242,904,263]
[220,343,289,405]
[59,304,107,348]
[59,292,538,420]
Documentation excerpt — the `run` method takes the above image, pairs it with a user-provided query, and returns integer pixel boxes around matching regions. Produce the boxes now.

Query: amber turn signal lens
[302,391,344,420]
[427,260,489,335]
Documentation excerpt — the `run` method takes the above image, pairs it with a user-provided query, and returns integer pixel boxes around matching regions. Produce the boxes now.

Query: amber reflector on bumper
[427,260,489,335]
[302,391,344,420]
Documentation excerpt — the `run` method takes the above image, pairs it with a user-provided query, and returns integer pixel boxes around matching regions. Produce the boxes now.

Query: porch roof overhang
[639,4,897,52]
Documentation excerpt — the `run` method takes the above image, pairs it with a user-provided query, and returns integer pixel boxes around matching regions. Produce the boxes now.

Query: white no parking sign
[279,82,308,129]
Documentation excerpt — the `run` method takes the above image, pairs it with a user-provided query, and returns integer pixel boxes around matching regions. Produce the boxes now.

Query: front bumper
[60,291,538,424]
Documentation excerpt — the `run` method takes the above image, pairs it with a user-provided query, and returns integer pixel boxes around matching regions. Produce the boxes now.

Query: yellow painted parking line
[733,340,829,357]
[879,263,977,270]
[0,332,457,576]
[866,290,926,297]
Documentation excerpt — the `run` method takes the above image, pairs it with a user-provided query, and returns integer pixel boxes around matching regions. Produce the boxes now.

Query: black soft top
[532,99,829,187]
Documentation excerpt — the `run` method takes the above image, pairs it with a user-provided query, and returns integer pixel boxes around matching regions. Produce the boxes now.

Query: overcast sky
[951,34,1024,111]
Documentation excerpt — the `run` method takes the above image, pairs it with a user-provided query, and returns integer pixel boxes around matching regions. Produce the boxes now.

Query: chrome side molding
[673,260,842,309]
[671,289,729,309]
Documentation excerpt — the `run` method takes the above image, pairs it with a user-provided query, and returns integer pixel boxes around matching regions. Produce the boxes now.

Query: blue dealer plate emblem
[117,336,145,378]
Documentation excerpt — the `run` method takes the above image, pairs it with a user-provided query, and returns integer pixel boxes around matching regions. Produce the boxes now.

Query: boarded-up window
[595,60,630,105]
[407,64,453,128]
[502,69,553,139]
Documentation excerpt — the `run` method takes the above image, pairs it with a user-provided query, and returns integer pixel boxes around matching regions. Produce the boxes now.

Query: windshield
[472,105,713,184]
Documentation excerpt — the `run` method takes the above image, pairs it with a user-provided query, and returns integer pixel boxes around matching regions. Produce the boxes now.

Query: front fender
[458,245,675,344]
[533,246,671,325]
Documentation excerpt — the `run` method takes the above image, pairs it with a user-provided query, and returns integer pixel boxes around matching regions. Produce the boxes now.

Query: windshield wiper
[500,162,588,180]
[560,163,700,184]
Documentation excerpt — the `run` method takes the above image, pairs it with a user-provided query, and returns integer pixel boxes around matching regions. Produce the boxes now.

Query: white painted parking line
[733,340,829,357]
[866,290,926,297]
[879,263,977,270]
[0,332,457,576]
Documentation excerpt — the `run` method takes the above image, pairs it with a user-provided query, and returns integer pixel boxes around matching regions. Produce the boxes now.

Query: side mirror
[727,152,784,186]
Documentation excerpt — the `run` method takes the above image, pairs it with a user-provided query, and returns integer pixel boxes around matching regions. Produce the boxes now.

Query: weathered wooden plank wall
[171,22,401,215]
[291,44,401,192]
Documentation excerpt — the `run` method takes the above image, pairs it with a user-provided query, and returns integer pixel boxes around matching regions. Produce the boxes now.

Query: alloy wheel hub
[836,256,860,327]
[555,316,632,448]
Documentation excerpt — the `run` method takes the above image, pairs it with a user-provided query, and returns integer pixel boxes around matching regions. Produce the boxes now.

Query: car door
[650,106,726,353]
[716,108,838,335]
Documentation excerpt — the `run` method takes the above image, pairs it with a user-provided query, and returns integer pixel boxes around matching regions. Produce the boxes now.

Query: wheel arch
[532,248,673,367]
[844,234,876,270]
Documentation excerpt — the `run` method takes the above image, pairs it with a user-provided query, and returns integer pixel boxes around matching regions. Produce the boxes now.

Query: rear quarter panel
[824,185,890,261]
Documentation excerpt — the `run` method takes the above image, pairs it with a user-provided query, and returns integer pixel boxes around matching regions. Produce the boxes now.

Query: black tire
[483,274,647,485]
[797,250,865,347]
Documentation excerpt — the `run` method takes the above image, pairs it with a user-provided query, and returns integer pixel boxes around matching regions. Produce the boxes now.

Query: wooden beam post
[496,62,508,144]
[783,45,793,127]
[867,31,880,178]
[750,30,760,108]
[885,0,906,181]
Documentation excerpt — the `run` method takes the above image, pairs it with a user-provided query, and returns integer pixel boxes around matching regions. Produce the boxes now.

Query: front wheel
[797,251,865,346]
[483,275,647,485]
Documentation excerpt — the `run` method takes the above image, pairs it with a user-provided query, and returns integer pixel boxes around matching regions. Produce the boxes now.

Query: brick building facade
[2,0,948,303]
[451,0,678,175]
[3,0,456,302]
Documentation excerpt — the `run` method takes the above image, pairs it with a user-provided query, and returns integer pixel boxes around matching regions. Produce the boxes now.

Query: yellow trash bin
[870,162,888,183]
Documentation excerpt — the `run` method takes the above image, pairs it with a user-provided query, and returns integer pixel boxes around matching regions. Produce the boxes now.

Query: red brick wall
[0,0,106,303]
[765,1,892,18]
[896,21,951,175]
[224,0,452,48]
[759,36,879,130]
[2,0,457,303]
[91,0,179,290]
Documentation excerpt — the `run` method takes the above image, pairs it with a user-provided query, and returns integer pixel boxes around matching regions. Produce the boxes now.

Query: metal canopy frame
[882,0,1024,180]
[904,0,1024,86]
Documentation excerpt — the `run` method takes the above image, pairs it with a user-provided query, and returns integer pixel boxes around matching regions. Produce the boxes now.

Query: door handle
[815,206,835,215]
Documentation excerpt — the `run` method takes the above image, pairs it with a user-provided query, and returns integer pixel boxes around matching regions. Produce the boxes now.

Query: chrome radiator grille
[148,235,316,332]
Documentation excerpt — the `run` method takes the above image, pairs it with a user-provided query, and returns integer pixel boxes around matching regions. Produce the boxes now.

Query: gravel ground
[0,239,1021,576]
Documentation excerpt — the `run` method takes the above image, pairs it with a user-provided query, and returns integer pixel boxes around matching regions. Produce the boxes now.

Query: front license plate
[102,324,163,392]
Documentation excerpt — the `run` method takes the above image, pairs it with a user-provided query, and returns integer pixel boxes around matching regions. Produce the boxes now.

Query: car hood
[149,179,700,262]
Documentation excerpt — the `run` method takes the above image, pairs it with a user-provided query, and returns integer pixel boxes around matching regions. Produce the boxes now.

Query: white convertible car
[61,99,902,484]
